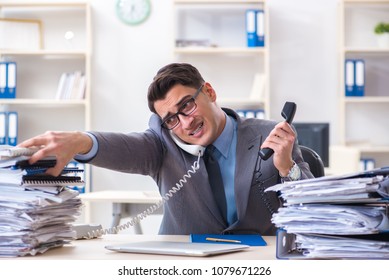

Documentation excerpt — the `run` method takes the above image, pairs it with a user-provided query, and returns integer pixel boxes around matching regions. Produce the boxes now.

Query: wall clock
[116,0,151,26]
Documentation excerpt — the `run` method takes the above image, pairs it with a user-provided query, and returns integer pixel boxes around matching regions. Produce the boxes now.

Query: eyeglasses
[161,84,204,130]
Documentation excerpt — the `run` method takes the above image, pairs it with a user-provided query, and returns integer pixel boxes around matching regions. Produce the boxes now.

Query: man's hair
[147,63,205,114]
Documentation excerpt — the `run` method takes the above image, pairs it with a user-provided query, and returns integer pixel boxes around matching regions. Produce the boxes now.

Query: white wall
[269,0,338,128]
[89,0,174,232]
[89,1,172,187]
[3,0,340,232]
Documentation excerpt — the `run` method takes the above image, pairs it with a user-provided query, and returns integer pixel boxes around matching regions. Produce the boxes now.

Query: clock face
[116,0,151,26]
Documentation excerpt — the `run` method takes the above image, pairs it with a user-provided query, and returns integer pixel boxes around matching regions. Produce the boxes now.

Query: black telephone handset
[259,101,297,160]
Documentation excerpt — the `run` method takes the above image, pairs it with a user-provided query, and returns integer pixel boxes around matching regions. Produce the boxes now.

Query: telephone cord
[86,152,202,238]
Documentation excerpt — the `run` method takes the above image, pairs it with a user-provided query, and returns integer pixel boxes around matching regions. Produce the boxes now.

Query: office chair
[300,145,325,177]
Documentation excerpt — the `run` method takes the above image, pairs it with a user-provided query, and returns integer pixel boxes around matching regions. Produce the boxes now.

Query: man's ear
[203,82,217,102]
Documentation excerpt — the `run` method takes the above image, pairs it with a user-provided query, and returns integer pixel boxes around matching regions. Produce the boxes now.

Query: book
[55,71,86,100]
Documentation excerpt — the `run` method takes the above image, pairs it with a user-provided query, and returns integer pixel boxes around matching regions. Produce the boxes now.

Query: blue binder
[360,158,375,171]
[0,62,16,98]
[255,109,265,119]
[246,9,257,47]
[256,10,265,47]
[0,62,6,98]
[6,62,16,98]
[345,59,355,96]
[246,9,265,47]
[235,109,266,119]
[0,112,6,145]
[236,109,245,118]
[354,59,365,97]
[245,109,256,119]
[7,111,18,146]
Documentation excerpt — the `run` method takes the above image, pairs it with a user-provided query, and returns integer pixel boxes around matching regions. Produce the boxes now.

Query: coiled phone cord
[85,152,202,238]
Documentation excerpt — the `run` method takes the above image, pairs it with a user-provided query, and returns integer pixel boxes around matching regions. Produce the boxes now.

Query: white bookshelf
[337,0,389,170]
[0,2,92,191]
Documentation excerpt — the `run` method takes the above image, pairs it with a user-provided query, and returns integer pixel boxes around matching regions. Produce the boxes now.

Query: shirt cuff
[74,132,98,161]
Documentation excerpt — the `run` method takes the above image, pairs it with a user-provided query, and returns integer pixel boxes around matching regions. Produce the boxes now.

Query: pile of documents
[0,145,84,257]
[266,167,389,259]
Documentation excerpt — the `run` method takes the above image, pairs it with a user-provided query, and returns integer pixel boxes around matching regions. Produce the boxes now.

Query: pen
[206,237,241,243]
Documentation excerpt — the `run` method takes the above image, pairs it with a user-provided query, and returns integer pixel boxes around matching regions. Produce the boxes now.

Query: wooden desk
[79,190,162,234]
[18,234,277,260]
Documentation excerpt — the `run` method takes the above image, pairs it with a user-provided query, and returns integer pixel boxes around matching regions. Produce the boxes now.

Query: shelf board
[174,47,266,55]
[0,2,89,8]
[0,99,87,106]
[218,98,264,108]
[0,50,87,58]
[343,0,389,3]
[344,47,389,54]
[345,145,389,153]
[344,96,389,103]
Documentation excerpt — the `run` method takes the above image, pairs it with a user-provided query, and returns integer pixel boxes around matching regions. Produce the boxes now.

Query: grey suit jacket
[87,108,313,235]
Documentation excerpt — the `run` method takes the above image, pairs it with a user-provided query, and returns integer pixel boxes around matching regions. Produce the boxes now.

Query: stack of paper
[293,232,389,259]
[273,204,389,235]
[268,175,389,205]
[0,145,84,257]
[266,167,389,259]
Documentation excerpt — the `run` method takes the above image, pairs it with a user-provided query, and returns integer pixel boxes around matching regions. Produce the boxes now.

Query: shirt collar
[212,114,236,159]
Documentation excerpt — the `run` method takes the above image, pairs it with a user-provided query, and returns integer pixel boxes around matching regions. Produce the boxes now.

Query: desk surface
[18,234,276,260]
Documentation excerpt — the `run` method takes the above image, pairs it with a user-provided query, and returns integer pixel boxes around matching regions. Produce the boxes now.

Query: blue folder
[190,234,267,246]
[0,112,6,145]
[246,10,257,47]
[354,59,365,97]
[6,62,16,99]
[245,9,265,47]
[345,59,365,97]
[6,111,18,146]
[345,59,355,96]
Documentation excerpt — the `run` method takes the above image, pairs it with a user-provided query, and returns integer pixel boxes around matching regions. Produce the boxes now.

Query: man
[20,63,313,235]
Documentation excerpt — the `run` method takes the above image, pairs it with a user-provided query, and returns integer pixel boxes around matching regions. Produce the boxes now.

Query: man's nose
[178,113,194,128]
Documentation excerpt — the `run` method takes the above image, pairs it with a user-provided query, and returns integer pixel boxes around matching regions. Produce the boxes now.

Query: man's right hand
[18,131,93,176]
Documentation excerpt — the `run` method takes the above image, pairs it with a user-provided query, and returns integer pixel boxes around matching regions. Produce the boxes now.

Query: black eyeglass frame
[161,84,204,130]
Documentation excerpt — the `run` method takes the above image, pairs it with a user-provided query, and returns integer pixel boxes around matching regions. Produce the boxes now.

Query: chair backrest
[300,145,325,177]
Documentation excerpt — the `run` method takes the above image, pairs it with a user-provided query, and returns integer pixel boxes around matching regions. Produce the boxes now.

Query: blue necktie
[204,145,227,223]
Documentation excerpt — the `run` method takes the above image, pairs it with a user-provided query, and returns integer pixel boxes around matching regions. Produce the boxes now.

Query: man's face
[154,83,225,147]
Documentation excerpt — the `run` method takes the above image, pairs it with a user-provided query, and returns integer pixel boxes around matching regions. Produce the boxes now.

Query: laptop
[105,241,250,257]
